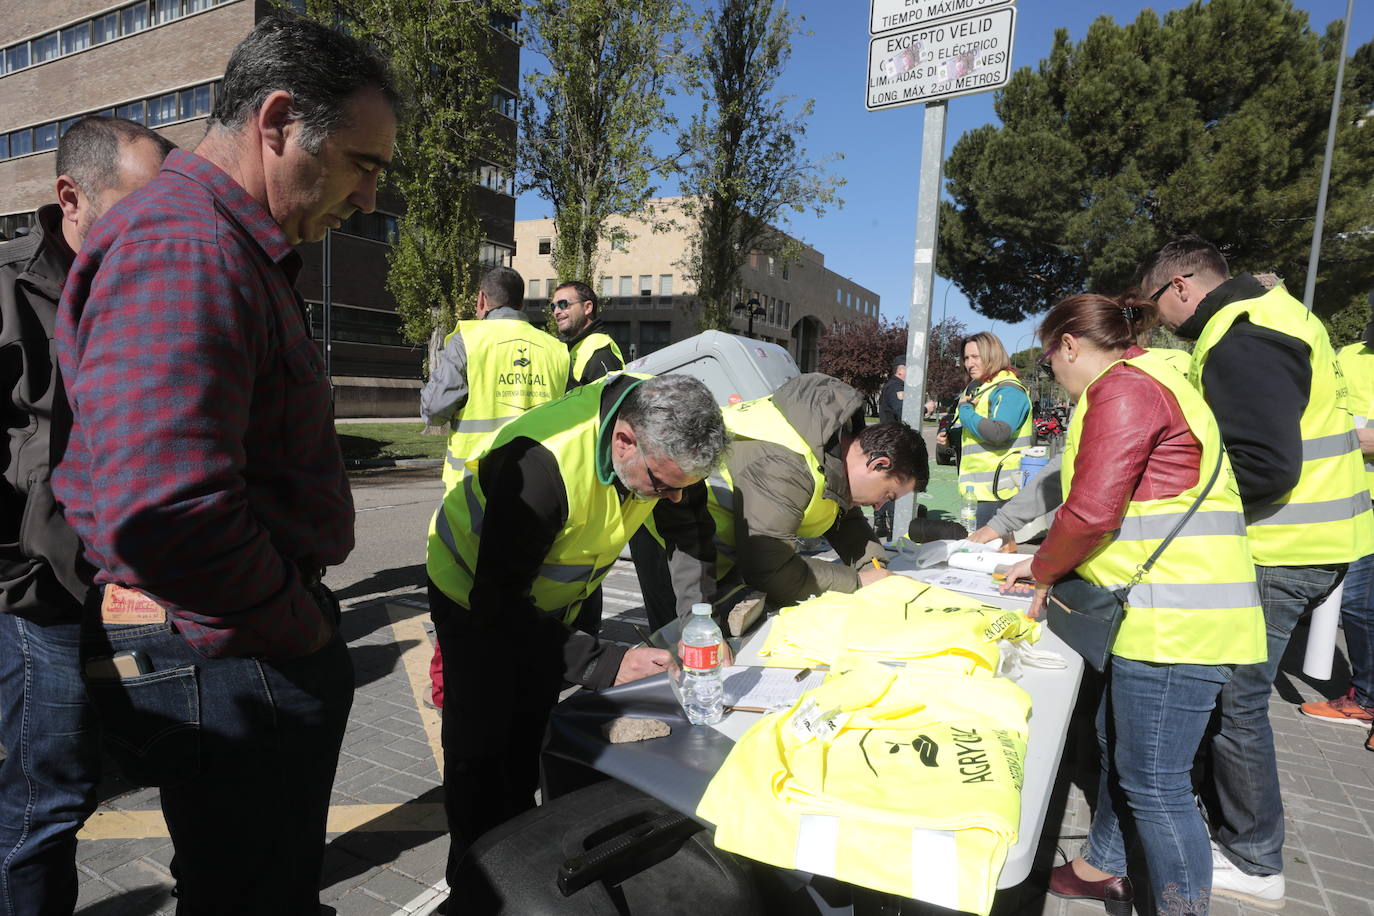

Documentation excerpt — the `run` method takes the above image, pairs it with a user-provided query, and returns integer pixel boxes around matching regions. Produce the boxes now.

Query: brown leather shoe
[1048,861,1134,916]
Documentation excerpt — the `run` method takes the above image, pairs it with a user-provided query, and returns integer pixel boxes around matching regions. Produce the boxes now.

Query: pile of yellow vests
[698,576,1040,915]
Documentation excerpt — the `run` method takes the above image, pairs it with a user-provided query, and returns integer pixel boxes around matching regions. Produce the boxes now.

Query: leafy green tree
[520,0,687,284]
[305,0,516,369]
[938,0,1374,324]
[677,0,842,331]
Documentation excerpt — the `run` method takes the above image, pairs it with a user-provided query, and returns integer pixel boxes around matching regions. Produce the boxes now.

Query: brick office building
[0,0,520,416]
[514,198,881,372]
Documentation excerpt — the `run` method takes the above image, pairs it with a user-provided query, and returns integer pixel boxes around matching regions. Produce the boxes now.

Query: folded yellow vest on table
[759,575,1041,674]
[698,662,1031,915]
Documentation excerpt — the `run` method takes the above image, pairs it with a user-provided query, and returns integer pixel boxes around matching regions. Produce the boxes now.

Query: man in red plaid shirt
[54,16,397,913]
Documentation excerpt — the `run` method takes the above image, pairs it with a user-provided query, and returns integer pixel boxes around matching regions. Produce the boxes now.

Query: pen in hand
[794,667,812,682]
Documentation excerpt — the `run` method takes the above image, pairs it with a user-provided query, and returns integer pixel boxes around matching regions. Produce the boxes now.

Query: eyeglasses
[1037,346,1057,381]
[550,298,583,312]
[639,449,683,497]
[1148,273,1193,303]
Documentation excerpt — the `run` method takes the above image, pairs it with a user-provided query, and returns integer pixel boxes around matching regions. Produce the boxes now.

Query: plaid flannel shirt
[54,149,355,659]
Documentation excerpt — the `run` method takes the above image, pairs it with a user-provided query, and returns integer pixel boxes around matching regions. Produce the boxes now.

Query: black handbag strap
[1126,449,1225,589]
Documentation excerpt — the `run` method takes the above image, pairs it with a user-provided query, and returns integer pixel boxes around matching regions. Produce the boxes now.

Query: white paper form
[721,666,827,712]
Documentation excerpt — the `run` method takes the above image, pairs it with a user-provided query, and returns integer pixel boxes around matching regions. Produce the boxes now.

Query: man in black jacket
[0,116,171,916]
[552,280,624,388]
[874,356,907,538]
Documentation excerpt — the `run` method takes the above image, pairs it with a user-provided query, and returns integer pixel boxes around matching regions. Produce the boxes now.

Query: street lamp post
[734,297,766,339]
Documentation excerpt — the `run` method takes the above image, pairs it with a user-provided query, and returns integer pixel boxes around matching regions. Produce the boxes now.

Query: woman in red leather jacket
[1002,293,1265,916]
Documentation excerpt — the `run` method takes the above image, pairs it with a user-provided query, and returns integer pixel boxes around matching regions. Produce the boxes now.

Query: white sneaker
[1210,842,1285,910]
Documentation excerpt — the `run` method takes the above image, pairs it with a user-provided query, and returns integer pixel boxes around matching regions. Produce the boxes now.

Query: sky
[516,0,1374,356]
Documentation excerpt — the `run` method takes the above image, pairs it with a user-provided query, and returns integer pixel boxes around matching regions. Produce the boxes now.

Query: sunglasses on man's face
[1037,347,1057,381]
[1149,273,1193,303]
[550,299,583,312]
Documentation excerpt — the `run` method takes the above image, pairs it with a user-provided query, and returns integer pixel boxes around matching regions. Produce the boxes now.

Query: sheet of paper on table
[899,566,1033,604]
[722,665,826,712]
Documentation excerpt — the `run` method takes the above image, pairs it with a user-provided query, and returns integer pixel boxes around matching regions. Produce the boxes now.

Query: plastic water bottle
[679,603,724,725]
[959,485,979,533]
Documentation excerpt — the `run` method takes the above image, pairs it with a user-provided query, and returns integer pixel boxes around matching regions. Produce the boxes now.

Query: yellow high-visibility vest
[1189,286,1374,565]
[757,575,1040,674]
[427,374,652,625]
[440,318,569,490]
[1337,342,1374,497]
[699,662,1030,916]
[705,394,838,579]
[1062,349,1265,665]
[568,331,624,388]
[958,370,1033,501]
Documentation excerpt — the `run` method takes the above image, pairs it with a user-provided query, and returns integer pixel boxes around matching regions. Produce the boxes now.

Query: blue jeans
[0,613,100,916]
[1339,552,1374,707]
[1084,656,1232,915]
[1210,563,1344,876]
[82,611,354,915]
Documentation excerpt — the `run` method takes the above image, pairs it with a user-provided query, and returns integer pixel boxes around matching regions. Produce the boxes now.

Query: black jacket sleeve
[576,344,623,387]
[468,438,628,688]
[1201,322,1310,510]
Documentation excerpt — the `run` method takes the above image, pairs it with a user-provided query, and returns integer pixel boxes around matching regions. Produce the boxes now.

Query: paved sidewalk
[71,557,1374,915]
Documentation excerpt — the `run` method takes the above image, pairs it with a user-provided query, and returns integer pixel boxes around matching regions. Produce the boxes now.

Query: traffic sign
[865,6,1016,111]
[870,0,1014,36]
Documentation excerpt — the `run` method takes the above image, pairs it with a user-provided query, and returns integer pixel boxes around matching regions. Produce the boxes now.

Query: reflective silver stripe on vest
[446,448,465,472]
[433,509,475,577]
[707,477,733,512]
[958,470,1001,484]
[1354,414,1370,427]
[1300,429,1361,461]
[1091,580,1261,610]
[961,435,1034,457]
[1246,492,1372,527]
[463,474,484,536]
[1115,510,1247,542]
[455,415,514,434]
[536,561,598,584]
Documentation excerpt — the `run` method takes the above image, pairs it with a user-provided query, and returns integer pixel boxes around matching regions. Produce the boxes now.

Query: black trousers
[430,580,601,887]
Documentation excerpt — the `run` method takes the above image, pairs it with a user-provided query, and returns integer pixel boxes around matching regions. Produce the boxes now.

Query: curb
[345,458,443,469]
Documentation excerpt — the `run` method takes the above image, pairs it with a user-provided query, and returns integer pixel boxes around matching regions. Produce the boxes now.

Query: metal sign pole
[1302,0,1355,311]
[894,100,946,539]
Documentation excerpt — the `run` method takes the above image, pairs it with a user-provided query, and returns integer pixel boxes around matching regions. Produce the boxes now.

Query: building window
[749,252,759,269]
[600,276,612,297]
[491,88,517,119]
[611,236,627,252]
[489,11,519,35]
[147,91,180,126]
[33,123,58,152]
[639,321,671,355]
[3,80,221,163]
[659,274,673,296]
[619,276,632,297]
[61,24,90,56]
[8,129,32,157]
[768,256,776,277]
[0,135,7,159]
[638,275,651,296]
[32,33,59,64]
[337,210,399,245]
[478,241,514,267]
[537,237,552,256]
[782,260,789,280]
[476,162,513,196]
[116,100,146,124]
[180,84,212,119]
[4,44,30,75]
[0,211,37,240]
[122,3,150,37]
[93,12,119,44]
[527,278,540,298]
[307,303,406,349]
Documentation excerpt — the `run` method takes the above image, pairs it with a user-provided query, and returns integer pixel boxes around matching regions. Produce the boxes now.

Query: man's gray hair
[210,15,399,155]
[619,375,727,479]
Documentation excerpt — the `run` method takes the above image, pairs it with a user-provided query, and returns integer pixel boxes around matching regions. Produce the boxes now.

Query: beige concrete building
[1,0,521,416]
[514,198,880,372]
